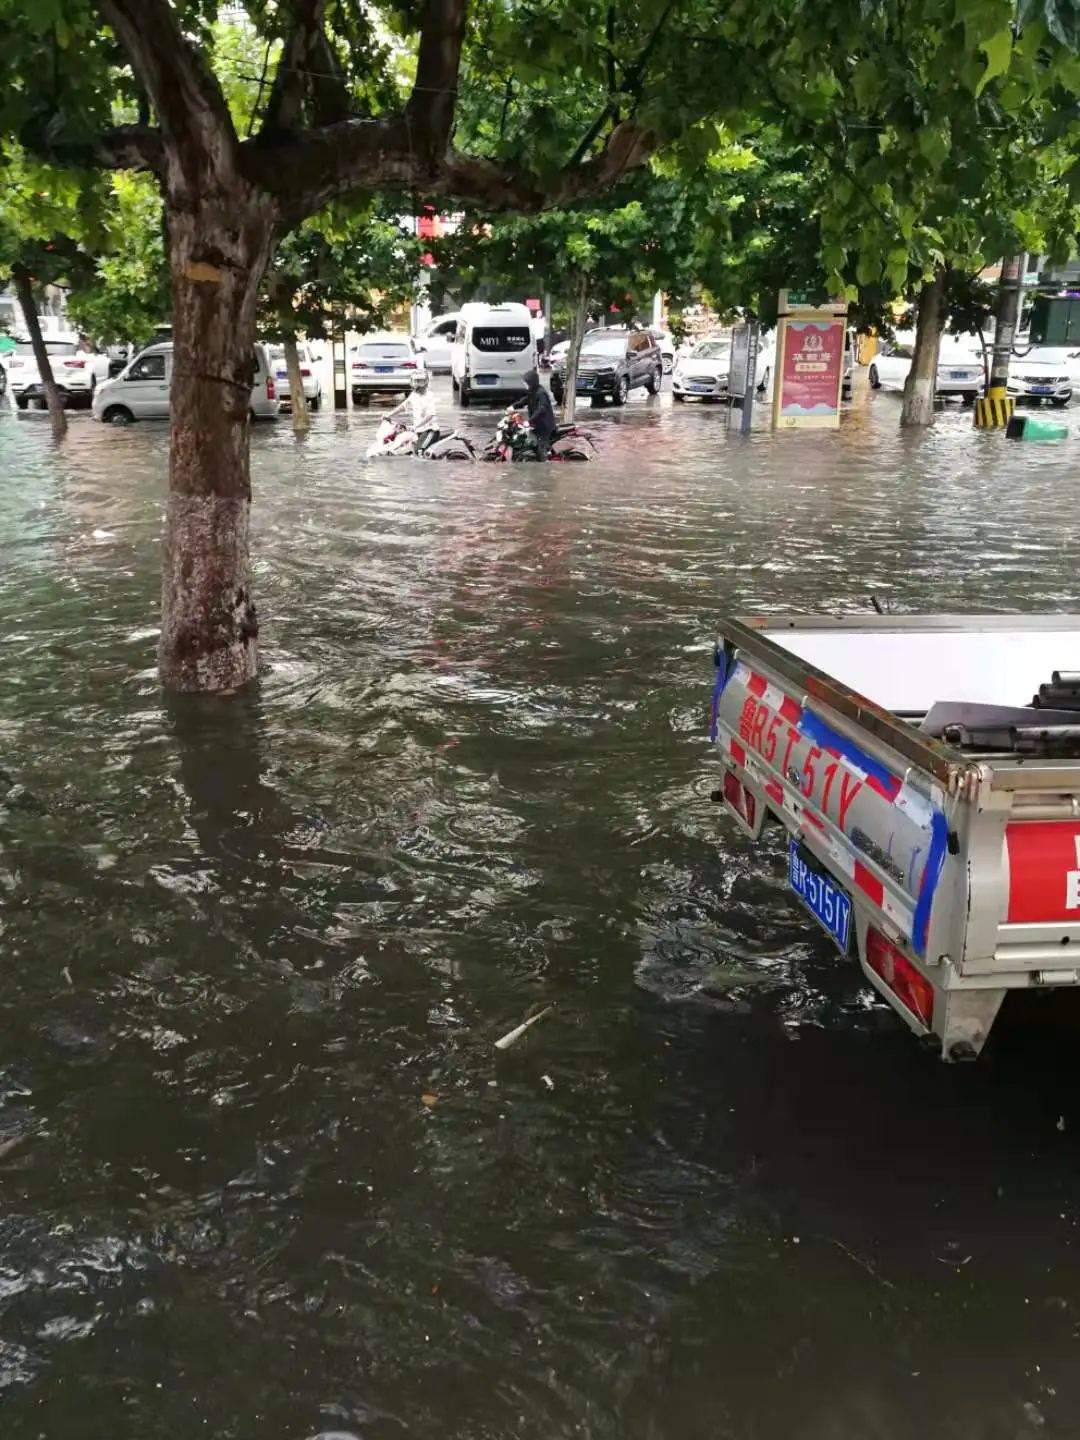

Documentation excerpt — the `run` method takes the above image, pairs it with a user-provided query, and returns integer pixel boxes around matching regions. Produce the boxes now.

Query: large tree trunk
[13,267,67,439]
[900,268,946,428]
[159,192,277,692]
[283,333,310,434]
[560,270,590,423]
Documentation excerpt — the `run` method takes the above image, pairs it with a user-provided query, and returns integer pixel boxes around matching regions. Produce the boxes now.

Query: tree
[3,0,690,693]
[65,172,170,347]
[718,0,1080,424]
[260,199,422,432]
[435,141,759,417]
[0,145,114,435]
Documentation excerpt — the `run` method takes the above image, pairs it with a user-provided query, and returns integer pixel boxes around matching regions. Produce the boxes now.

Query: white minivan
[92,342,280,423]
[450,304,537,405]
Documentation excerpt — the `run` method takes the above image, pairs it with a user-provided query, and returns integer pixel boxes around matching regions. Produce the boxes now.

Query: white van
[92,342,280,423]
[450,304,537,405]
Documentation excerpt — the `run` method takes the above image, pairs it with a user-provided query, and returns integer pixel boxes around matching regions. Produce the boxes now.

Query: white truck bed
[711,614,1080,1059]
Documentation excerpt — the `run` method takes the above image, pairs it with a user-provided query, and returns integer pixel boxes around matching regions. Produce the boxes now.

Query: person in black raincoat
[517,368,557,460]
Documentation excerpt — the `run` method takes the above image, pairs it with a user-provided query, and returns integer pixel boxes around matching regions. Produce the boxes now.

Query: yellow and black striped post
[974,254,1024,430]
[974,386,1014,429]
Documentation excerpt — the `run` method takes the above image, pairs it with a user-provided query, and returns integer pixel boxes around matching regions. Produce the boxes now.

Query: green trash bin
[1006,413,1068,442]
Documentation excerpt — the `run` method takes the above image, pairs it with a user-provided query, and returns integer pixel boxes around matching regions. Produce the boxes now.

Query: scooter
[366,417,478,461]
[482,407,596,462]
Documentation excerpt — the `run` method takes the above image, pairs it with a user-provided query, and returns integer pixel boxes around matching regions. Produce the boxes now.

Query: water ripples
[2,389,1080,1436]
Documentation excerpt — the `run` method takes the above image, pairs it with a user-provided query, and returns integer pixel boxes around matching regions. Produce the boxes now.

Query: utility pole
[974,253,1024,429]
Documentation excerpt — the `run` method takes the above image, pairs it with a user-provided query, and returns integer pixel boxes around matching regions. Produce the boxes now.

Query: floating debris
[494,1004,554,1052]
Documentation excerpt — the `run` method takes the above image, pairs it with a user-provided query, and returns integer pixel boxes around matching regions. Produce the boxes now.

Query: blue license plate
[375,366,394,374]
[1031,385,1052,394]
[689,383,711,392]
[948,371,970,380]
[276,370,287,379]
[789,841,851,949]
[476,376,497,385]
[577,379,594,389]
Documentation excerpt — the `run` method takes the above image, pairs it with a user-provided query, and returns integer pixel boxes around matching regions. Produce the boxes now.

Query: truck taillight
[865,927,934,1028]
[723,769,757,828]
[266,377,276,400]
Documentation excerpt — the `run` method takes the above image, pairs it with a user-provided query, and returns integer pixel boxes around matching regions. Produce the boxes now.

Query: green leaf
[852,58,879,110]
[976,29,1014,95]
[917,123,950,168]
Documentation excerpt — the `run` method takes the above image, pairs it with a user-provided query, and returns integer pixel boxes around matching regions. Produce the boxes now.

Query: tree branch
[406,0,468,156]
[444,119,656,210]
[261,0,326,136]
[20,120,164,174]
[566,0,676,168]
[88,123,165,171]
[246,114,655,220]
[97,0,237,190]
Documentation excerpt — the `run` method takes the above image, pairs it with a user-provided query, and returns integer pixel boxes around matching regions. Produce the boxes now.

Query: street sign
[772,316,845,429]
[778,288,847,317]
[728,321,759,434]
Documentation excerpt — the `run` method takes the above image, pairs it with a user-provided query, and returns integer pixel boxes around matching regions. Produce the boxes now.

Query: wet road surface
[3,381,1080,1438]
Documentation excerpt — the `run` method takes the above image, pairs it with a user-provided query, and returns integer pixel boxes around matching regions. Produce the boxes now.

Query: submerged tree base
[159,493,258,692]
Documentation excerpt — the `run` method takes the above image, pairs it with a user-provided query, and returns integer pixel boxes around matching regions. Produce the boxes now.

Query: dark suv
[550,328,662,406]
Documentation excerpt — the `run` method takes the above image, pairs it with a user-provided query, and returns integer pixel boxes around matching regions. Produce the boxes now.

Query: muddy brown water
[3,383,1080,1439]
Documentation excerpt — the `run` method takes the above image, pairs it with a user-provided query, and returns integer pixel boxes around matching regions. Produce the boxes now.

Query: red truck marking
[1005,823,1080,924]
[734,695,864,832]
[854,860,884,906]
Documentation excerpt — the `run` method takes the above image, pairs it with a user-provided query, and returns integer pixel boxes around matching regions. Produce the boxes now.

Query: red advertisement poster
[776,318,844,427]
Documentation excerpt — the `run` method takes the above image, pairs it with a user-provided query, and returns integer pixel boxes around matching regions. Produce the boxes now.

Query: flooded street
[4,382,1080,1439]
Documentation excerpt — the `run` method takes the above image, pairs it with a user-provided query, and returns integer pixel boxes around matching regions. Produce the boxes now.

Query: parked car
[1005,347,1073,407]
[869,332,983,402]
[350,334,425,403]
[0,359,6,399]
[268,342,323,409]
[8,337,110,409]
[550,328,663,406]
[92,342,280,423]
[650,329,676,373]
[414,313,460,373]
[546,338,570,369]
[672,338,730,401]
[754,331,777,393]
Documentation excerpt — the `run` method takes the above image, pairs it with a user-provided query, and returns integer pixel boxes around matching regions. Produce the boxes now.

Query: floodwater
[3,381,1080,1440]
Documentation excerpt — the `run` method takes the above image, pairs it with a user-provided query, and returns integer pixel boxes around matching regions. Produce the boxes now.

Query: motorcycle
[482,407,596,462]
[366,417,478,461]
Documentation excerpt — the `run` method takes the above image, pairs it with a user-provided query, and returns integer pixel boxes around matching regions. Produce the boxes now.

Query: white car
[755,331,777,393]
[351,334,425,403]
[672,338,730,401]
[268,342,323,409]
[650,329,676,373]
[1006,347,1073,407]
[93,341,280,423]
[9,337,110,409]
[414,313,459,373]
[548,339,570,365]
[869,332,983,401]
